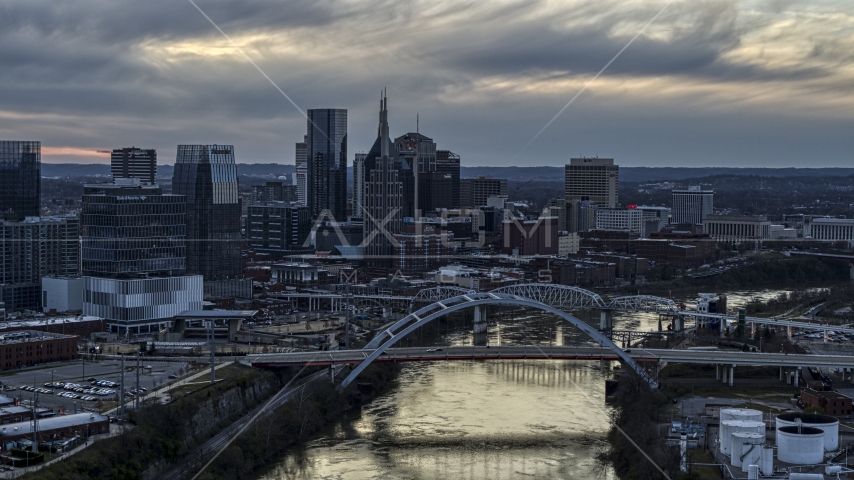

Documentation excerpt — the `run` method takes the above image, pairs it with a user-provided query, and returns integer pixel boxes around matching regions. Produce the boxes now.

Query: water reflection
[258,361,616,480]
[258,284,828,480]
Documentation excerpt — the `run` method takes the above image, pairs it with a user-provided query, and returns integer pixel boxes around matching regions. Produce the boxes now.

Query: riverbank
[621,256,851,297]
[199,363,401,480]
[603,372,679,480]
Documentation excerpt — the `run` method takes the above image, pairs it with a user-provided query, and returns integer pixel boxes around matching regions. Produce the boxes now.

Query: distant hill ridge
[42,163,854,183]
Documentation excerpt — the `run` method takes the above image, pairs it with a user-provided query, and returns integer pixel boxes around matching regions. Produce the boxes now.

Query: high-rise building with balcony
[0,140,40,221]
[1,216,79,310]
[172,144,242,281]
[307,109,347,221]
[110,147,156,184]
[564,157,618,207]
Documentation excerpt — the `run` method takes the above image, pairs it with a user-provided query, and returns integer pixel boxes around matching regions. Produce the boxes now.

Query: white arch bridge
[349,292,657,388]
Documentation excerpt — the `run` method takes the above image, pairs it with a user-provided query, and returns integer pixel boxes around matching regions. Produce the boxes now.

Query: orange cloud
[41,146,111,164]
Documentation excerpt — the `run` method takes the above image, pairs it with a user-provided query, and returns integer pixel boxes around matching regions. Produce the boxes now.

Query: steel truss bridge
[269,283,854,336]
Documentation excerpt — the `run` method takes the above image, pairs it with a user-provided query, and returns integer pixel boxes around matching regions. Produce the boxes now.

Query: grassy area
[167,382,212,397]
[687,450,723,479]
[730,402,789,414]
[166,364,253,398]
[691,386,798,400]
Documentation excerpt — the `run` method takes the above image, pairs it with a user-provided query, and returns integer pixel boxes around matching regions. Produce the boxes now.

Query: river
[256,283,842,480]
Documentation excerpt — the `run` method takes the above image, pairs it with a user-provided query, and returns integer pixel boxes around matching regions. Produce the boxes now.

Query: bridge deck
[249,346,854,369]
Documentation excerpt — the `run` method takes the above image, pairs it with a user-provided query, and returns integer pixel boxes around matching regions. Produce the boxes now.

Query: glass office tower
[307,109,347,221]
[172,145,242,281]
[81,183,186,277]
[0,141,40,221]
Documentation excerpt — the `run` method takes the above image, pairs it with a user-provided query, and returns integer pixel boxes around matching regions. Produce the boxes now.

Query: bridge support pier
[850,263,854,280]
[716,364,720,381]
[329,364,336,383]
[599,310,613,331]
[729,365,735,387]
[787,326,792,339]
[473,306,487,346]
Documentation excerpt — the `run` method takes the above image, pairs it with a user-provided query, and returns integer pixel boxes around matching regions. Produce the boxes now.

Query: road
[249,345,854,369]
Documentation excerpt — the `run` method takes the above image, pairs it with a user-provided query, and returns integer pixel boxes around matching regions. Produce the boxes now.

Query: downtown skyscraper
[172,144,242,281]
[363,92,403,267]
[307,109,347,221]
[0,140,40,221]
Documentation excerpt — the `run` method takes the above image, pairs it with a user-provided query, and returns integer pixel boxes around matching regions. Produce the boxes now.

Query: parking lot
[0,359,193,412]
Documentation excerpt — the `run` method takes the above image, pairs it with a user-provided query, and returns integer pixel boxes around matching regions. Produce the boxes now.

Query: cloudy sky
[1,0,853,167]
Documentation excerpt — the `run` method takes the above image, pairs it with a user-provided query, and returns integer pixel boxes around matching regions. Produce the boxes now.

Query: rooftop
[0,331,76,345]
[0,315,103,331]
[802,389,852,400]
[174,310,258,319]
[0,412,108,437]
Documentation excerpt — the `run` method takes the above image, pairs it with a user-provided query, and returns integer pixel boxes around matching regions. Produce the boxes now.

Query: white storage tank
[777,425,824,464]
[720,420,765,455]
[721,408,762,423]
[740,438,763,473]
[760,446,773,476]
[776,412,839,451]
[730,432,763,468]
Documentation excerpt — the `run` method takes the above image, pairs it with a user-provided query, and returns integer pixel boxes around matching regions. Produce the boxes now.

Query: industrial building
[0,412,109,447]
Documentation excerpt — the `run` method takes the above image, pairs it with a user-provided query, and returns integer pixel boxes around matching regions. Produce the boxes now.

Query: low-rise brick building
[801,389,853,416]
[0,331,78,370]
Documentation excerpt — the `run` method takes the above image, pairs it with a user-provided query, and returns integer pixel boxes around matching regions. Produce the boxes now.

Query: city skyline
[1,1,852,167]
